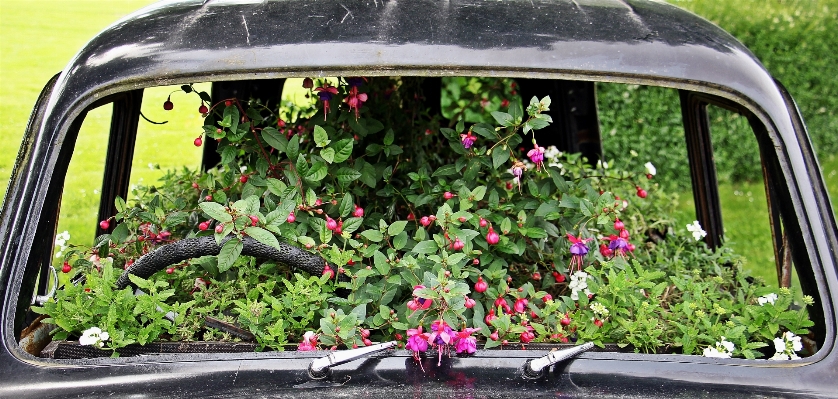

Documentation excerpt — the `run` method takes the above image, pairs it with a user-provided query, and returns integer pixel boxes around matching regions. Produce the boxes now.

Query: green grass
[1,1,836,289]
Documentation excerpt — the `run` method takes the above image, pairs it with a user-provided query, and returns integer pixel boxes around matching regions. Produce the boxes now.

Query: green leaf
[360,230,384,242]
[412,240,438,254]
[266,178,287,197]
[433,164,459,177]
[393,231,408,250]
[339,194,354,218]
[114,196,126,213]
[509,101,523,123]
[341,217,363,234]
[331,139,354,163]
[320,147,335,163]
[244,227,280,250]
[388,221,408,236]
[217,238,243,272]
[305,162,328,182]
[491,111,514,127]
[223,105,239,134]
[261,127,287,152]
[383,129,394,146]
[313,125,331,147]
[534,201,559,217]
[286,135,300,161]
[336,167,362,184]
[492,149,510,169]
[472,123,496,139]
[110,223,130,244]
[374,251,390,275]
[220,145,236,165]
[199,202,232,223]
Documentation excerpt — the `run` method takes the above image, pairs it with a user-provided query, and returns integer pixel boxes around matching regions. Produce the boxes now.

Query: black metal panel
[95,90,143,237]
[202,79,285,170]
[679,90,724,249]
[517,79,602,165]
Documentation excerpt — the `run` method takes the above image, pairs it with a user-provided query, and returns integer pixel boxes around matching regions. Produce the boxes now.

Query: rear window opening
[19,76,822,362]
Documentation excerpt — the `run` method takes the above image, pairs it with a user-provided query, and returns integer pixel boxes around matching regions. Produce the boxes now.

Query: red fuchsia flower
[298,331,318,351]
[353,205,364,218]
[409,285,433,311]
[344,85,368,119]
[501,98,510,108]
[464,296,476,308]
[527,145,546,171]
[514,298,529,313]
[475,276,488,293]
[485,308,497,325]
[302,77,314,89]
[479,218,488,227]
[460,131,477,149]
[567,233,592,273]
[454,327,481,354]
[495,296,511,314]
[606,234,629,256]
[322,265,335,279]
[520,330,535,344]
[486,226,500,245]
[599,243,613,257]
[314,83,339,120]
[325,216,338,231]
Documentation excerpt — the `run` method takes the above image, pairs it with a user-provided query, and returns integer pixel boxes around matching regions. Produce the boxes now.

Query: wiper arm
[308,341,397,379]
[523,342,595,379]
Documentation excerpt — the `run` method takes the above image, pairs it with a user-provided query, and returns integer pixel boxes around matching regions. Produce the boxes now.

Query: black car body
[1,0,836,397]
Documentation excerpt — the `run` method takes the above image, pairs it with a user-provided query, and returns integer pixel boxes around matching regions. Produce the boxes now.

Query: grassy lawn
[1,0,835,290]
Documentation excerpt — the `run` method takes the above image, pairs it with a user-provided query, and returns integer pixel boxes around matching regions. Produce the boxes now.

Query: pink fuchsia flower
[527,145,545,171]
[514,298,529,313]
[314,83,339,120]
[520,329,535,344]
[454,328,480,354]
[298,331,318,351]
[344,85,368,119]
[408,285,433,311]
[460,131,477,149]
[567,233,592,273]
[428,320,455,366]
[474,276,488,293]
[353,205,364,218]
[406,326,429,360]
[325,216,338,231]
[510,161,526,191]
[486,226,500,245]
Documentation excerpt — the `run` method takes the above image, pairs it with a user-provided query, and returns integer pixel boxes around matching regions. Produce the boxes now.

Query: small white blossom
[79,327,110,348]
[703,336,734,358]
[770,331,803,361]
[644,162,656,176]
[758,293,778,306]
[568,271,593,300]
[544,145,561,159]
[590,302,609,318]
[240,165,248,173]
[686,221,707,241]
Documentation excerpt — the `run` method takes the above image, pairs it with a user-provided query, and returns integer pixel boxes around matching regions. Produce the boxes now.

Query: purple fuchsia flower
[566,233,592,273]
[314,83,339,120]
[527,145,545,171]
[606,234,629,256]
[510,161,526,191]
[428,320,455,366]
[454,327,480,355]
[460,131,477,149]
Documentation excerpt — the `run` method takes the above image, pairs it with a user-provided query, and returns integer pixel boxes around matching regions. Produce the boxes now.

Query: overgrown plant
[37,76,813,360]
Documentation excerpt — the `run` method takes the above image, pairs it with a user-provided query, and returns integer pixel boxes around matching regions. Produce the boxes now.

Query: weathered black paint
[1,0,836,397]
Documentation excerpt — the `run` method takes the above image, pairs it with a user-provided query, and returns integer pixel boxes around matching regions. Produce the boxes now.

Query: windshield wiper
[308,341,397,379]
[523,342,595,379]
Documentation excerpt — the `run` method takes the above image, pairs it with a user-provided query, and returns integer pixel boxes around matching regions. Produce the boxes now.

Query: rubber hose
[115,235,338,289]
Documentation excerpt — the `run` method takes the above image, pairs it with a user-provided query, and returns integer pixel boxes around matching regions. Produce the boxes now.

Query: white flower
[769,331,803,360]
[644,162,656,176]
[79,327,110,348]
[703,336,734,358]
[590,302,609,318]
[686,221,707,241]
[703,347,731,358]
[544,145,561,159]
[568,271,592,301]
[240,165,248,173]
[758,293,778,306]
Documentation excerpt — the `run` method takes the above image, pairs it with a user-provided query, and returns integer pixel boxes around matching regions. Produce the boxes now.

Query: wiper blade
[523,342,595,379]
[308,341,397,379]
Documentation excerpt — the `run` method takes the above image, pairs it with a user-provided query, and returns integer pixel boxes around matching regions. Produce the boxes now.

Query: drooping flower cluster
[344,77,368,119]
[460,131,477,149]
[406,320,480,366]
[770,331,803,360]
[702,336,735,358]
[568,271,592,301]
[79,326,110,348]
[314,83,339,120]
[527,144,545,171]
[687,220,707,241]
